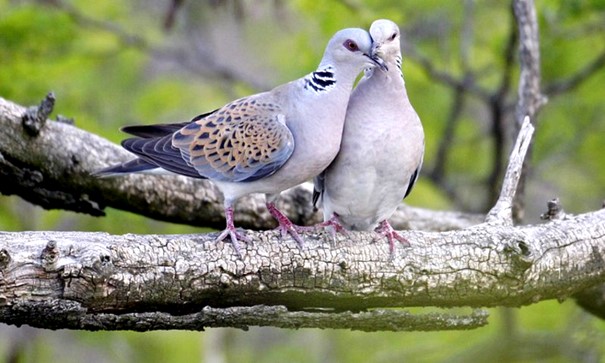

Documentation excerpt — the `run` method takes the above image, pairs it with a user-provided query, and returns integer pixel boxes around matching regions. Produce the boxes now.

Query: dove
[95,28,385,256]
[313,19,425,253]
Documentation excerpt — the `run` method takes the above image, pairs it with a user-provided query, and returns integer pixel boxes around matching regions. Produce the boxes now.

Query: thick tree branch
[0,95,483,232]
[0,207,604,330]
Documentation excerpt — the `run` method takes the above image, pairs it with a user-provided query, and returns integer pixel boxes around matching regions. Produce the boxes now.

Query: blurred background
[1,0,604,362]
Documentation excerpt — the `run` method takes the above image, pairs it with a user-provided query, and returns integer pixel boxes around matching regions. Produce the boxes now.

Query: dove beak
[369,44,388,72]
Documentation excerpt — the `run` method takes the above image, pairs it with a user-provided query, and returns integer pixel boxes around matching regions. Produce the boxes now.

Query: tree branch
[47,0,272,91]
[486,10,518,207]
[512,0,547,222]
[0,207,603,330]
[544,48,605,97]
[485,116,534,224]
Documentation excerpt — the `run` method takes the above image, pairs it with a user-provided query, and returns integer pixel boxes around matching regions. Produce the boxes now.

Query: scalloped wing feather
[173,96,295,183]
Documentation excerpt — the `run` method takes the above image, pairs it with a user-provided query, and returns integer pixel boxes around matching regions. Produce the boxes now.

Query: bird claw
[375,220,410,254]
[215,227,252,258]
[320,214,349,234]
[315,214,349,240]
[273,222,307,248]
[266,202,307,248]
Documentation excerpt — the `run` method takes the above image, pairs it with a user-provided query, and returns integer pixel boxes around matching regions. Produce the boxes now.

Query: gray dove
[313,19,425,253]
[95,28,385,256]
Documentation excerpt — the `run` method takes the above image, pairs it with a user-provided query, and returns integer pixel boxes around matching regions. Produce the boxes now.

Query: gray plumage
[95,28,385,255]
[314,19,425,252]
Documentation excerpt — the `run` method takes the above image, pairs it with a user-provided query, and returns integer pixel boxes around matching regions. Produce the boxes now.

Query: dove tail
[92,158,159,178]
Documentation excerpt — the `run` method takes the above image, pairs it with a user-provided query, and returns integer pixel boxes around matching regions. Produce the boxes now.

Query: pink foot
[215,206,252,257]
[316,213,349,239]
[266,202,308,247]
[375,220,410,254]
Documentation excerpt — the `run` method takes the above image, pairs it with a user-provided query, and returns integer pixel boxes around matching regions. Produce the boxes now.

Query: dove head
[370,19,401,64]
[322,28,386,73]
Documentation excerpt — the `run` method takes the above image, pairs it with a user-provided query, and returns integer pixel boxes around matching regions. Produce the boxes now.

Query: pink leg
[215,206,252,257]
[266,202,309,247]
[375,220,410,254]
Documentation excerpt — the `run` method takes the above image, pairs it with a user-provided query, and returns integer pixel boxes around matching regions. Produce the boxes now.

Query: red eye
[343,39,359,51]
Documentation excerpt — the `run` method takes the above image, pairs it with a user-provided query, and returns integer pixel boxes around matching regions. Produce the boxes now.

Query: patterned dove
[95,28,385,256]
[313,19,425,253]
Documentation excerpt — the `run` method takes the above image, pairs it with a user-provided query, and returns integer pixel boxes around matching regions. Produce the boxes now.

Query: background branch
[512,0,547,222]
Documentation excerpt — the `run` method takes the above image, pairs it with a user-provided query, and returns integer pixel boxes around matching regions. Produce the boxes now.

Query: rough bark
[0,207,604,331]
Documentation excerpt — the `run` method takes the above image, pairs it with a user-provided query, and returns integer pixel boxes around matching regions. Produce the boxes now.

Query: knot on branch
[0,248,11,270]
[63,250,113,279]
[21,92,55,136]
[40,240,60,271]
[540,198,566,221]
[503,238,534,271]
[62,244,115,305]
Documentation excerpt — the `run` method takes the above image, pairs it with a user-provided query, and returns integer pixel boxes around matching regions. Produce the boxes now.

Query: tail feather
[92,158,158,177]
[121,110,217,138]
[121,122,190,138]
[95,113,219,179]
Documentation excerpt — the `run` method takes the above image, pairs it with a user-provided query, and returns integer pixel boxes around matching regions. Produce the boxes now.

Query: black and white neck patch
[304,66,336,93]
[395,56,402,70]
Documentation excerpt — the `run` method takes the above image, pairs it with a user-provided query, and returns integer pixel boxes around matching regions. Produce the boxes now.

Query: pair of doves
[96,19,424,256]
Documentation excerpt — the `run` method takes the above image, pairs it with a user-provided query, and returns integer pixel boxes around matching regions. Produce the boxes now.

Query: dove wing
[172,96,295,183]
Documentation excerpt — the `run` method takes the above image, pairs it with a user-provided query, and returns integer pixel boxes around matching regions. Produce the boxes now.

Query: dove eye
[343,39,359,52]
[389,32,397,41]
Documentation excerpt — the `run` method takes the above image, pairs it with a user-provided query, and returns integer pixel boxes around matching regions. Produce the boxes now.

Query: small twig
[544,48,605,97]
[540,198,566,221]
[21,92,55,137]
[485,116,534,225]
[429,1,473,189]
[48,0,269,91]
[428,86,465,187]
[402,43,491,102]
[163,0,185,31]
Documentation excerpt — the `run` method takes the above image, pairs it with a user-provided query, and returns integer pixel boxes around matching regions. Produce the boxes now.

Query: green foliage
[0,5,77,102]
